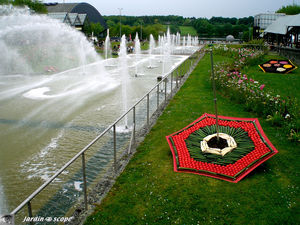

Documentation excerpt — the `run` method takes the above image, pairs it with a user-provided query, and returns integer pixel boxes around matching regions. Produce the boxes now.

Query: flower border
[166,113,278,183]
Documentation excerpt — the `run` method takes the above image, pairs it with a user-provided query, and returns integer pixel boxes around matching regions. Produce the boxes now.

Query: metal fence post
[113,124,117,173]
[171,72,173,95]
[176,70,179,88]
[133,106,136,142]
[27,202,33,225]
[157,84,159,109]
[147,93,150,127]
[164,78,167,101]
[81,153,88,211]
[180,63,182,78]
[180,67,182,83]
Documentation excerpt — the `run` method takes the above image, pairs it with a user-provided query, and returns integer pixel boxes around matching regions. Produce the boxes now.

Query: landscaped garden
[84,46,299,225]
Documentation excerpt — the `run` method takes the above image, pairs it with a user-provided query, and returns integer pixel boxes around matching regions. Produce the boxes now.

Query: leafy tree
[238,17,254,26]
[276,4,300,15]
[210,17,237,25]
[106,20,116,28]
[169,24,180,34]
[83,22,105,37]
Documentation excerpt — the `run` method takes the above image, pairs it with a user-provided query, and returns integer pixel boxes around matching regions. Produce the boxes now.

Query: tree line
[104,15,254,40]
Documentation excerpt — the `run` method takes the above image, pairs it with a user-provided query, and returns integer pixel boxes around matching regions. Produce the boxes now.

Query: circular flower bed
[166,113,278,183]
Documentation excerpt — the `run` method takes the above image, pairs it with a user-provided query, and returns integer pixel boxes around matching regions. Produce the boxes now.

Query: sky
[47,0,299,18]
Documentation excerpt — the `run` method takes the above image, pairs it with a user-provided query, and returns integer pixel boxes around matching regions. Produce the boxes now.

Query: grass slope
[179,26,198,36]
[85,54,299,225]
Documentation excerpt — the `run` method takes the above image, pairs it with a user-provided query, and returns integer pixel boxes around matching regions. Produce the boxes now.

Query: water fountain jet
[147,34,157,69]
[119,35,129,129]
[134,33,144,77]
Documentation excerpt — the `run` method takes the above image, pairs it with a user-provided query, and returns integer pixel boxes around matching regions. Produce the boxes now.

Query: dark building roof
[45,2,107,28]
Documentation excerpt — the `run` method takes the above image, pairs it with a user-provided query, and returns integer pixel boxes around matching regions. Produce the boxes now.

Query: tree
[276,4,300,15]
[83,22,105,37]
[106,20,116,29]
[169,24,180,34]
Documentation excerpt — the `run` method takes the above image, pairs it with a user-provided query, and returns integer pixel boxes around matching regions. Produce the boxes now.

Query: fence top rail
[207,43,267,46]
[10,48,202,216]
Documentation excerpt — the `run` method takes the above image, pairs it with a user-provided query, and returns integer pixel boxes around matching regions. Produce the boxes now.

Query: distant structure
[226,35,235,42]
[263,14,300,48]
[45,2,107,31]
[253,13,286,38]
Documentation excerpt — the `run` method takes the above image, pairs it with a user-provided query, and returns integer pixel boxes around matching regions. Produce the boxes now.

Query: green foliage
[103,15,194,27]
[192,17,253,38]
[244,39,268,52]
[169,24,180,34]
[266,112,284,126]
[0,0,47,13]
[288,129,300,142]
[210,17,238,25]
[83,22,105,37]
[108,23,165,39]
[106,19,116,28]
[276,4,300,15]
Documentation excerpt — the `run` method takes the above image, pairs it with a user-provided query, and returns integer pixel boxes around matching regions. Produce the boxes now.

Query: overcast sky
[49,0,299,18]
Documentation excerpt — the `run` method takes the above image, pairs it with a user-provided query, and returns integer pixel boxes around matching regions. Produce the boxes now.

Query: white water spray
[148,34,156,68]
[119,35,129,128]
[134,33,141,76]
[104,29,111,60]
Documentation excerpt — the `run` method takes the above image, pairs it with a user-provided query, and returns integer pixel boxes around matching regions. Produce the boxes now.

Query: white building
[253,13,286,38]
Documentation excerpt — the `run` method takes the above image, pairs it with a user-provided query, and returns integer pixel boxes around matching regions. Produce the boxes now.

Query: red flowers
[166,113,278,183]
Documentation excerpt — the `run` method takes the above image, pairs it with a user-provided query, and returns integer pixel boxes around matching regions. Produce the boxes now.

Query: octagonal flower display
[166,113,278,183]
[259,59,297,74]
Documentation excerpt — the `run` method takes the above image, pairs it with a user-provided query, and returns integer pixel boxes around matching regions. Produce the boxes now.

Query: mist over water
[0,5,99,75]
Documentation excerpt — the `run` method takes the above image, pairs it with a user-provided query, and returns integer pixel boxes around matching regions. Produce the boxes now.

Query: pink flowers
[259,84,265,90]
[238,79,243,84]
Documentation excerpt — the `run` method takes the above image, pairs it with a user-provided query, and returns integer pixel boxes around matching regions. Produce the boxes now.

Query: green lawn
[84,53,299,225]
[241,52,300,104]
[179,26,198,36]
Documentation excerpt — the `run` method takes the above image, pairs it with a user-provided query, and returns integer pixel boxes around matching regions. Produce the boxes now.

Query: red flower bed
[166,113,278,183]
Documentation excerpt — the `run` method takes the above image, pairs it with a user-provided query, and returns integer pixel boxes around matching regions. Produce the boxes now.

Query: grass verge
[84,53,299,225]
